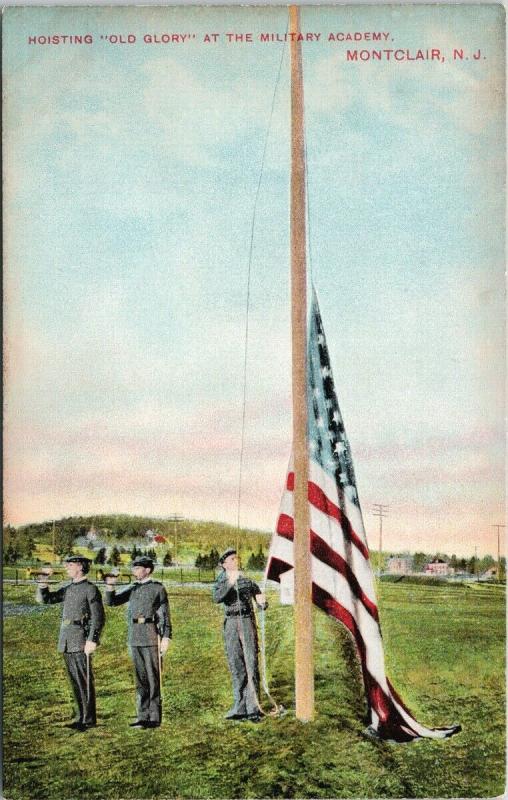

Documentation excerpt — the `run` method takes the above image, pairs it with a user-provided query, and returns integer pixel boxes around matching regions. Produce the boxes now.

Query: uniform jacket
[38,579,105,653]
[105,580,171,646]
[213,572,268,616]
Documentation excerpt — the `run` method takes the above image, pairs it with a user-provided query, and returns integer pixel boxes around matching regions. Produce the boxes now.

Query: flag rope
[234,581,282,718]
[236,31,288,535]
[232,27,288,719]
[257,585,282,713]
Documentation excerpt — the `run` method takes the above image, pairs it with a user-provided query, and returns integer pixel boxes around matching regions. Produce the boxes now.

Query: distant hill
[8,514,271,564]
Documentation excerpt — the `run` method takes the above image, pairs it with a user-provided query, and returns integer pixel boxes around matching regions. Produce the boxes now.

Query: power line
[372,504,389,577]
[492,524,506,581]
[168,514,183,563]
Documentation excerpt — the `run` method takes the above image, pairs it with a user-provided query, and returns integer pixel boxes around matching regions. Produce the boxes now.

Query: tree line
[92,545,173,568]
[195,546,266,571]
[398,551,503,575]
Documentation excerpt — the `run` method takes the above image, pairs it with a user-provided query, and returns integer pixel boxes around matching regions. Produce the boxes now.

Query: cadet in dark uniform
[104,556,171,728]
[36,555,105,731]
[213,548,267,722]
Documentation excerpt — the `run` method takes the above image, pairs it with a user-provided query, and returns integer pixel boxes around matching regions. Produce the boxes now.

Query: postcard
[2,4,505,799]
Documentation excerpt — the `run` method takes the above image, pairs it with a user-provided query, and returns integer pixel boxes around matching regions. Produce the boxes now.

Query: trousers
[223,615,260,716]
[131,646,162,723]
[63,651,96,725]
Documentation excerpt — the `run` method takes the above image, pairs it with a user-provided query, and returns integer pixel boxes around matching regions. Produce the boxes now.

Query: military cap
[64,555,92,565]
[219,548,237,564]
[132,556,155,569]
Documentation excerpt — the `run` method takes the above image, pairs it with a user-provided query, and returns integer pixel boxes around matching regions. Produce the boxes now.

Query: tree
[108,546,121,566]
[247,546,266,570]
[467,556,477,576]
[54,525,75,558]
[255,545,266,569]
[3,543,19,564]
[195,553,203,568]
[412,552,428,572]
[94,547,107,565]
[3,525,15,547]
[25,535,35,559]
[163,551,173,567]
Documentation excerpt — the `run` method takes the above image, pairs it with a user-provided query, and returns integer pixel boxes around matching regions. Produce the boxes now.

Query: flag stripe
[309,459,369,550]
[280,471,378,604]
[275,520,379,622]
[309,503,377,604]
[311,583,423,742]
[267,551,422,743]
[287,471,369,560]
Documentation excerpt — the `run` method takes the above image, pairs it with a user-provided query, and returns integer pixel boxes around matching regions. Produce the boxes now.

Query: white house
[386,556,413,575]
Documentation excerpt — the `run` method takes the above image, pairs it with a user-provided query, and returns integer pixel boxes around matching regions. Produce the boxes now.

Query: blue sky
[3,4,505,556]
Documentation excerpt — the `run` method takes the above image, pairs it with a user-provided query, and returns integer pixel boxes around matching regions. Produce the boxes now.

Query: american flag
[266,288,460,742]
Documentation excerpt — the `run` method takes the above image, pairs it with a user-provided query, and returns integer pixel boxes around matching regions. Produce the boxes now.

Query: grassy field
[3,580,505,799]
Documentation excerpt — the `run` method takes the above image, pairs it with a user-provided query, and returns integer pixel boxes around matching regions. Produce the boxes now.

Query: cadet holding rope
[36,555,105,732]
[104,556,171,729]
[213,548,268,723]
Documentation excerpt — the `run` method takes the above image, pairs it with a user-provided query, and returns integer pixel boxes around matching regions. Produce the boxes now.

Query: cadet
[105,556,171,728]
[213,548,267,722]
[36,555,105,731]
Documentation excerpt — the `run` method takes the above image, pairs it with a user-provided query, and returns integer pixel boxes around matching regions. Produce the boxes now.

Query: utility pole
[168,514,183,564]
[372,504,389,577]
[52,520,56,563]
[474,545,478,582]
[492,524,505,581]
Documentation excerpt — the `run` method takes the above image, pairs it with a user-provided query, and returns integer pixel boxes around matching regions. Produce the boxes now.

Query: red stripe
[286,473,370,560]
[310,531,379,621]
[277,513,294,536]
[266,556,446,742]
[384,678,458,735]
[308,481,370,560]
[311,584,421,742]
[274,518,378,622]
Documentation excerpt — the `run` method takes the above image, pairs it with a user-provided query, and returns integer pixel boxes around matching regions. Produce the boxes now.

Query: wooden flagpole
[289,4,314,722]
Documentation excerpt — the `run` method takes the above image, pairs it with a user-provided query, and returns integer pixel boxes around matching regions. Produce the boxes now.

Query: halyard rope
[234,24,289,719]
[236,34,288,534]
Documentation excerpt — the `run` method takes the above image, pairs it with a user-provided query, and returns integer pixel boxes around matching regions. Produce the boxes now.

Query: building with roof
[386,556,413,575]
[424,557,453,576]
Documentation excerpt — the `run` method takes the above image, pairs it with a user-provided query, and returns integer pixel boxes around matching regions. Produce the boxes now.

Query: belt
[132,616,155,624]
[62,619,86,626]
[225,611,252,618]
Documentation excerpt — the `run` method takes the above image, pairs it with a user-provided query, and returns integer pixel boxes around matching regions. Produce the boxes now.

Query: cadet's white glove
[84,641,97,656]
[160,637,171,655]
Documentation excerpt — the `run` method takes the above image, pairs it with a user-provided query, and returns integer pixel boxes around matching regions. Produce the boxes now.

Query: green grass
[3,581,505,799]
